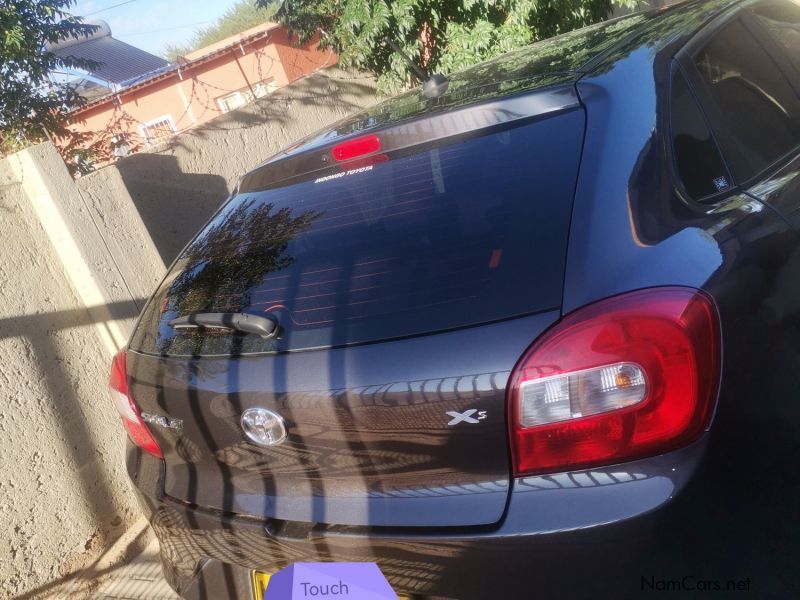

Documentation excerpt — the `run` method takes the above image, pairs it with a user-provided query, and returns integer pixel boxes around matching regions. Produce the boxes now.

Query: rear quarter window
[130,110,585,356]
[670,67,732,200]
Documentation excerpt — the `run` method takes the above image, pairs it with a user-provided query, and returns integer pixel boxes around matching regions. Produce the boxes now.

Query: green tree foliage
[164,0,280,61]
[1,0,97,153]
[263,0,640,95]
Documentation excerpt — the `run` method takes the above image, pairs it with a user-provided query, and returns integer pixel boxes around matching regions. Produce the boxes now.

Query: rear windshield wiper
[169,312,279,338]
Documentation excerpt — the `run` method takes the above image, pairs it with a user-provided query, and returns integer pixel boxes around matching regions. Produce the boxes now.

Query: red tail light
[109,350,163,458]
[332,134,381,161]
[509,287,720,476]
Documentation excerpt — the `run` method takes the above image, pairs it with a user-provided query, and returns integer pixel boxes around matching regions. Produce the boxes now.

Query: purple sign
[264,562,397,599]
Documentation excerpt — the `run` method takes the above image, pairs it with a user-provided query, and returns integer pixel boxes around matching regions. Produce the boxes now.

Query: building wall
[65,33,334,166]
[272,29,336,83]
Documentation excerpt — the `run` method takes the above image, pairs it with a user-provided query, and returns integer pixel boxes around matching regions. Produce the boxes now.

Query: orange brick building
[62,23,335,166]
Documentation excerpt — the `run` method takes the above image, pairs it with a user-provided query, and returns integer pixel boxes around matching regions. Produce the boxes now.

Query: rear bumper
[128,440,705,599]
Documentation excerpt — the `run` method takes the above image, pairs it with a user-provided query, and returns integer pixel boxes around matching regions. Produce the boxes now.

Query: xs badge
[446,409,488,426]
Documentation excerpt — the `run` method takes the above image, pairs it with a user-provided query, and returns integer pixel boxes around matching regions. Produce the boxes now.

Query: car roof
[249,0,738,174]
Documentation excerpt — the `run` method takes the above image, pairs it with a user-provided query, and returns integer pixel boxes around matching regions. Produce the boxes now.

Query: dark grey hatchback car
[111,0,800,597]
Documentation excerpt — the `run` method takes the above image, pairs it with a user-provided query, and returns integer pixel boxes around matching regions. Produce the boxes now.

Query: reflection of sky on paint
[639,227,723,289]
[749,171,800,202]
[72,0,241,57]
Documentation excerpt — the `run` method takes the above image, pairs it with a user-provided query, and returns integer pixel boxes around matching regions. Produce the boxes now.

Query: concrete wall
[0,146,144,599]
[0,67,377,598]
[76,68,378,265]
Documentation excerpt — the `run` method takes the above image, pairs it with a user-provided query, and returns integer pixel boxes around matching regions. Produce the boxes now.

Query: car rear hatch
[127,89,585,527]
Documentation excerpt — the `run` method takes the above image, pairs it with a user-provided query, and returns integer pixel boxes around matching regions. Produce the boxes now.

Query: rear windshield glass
[130,111,584,356]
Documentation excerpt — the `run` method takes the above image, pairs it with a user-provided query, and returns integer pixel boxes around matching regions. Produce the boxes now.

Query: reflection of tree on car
[154,200,320,355]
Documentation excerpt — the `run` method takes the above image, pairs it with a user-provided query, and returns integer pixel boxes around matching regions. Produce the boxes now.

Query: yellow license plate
[251,570,272,600]
[251,569,410,599]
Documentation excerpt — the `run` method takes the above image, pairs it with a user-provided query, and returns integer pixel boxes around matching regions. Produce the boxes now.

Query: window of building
[216,78,277,113]
[694,17,800,182]
[670,68,732,200]
[216,91,247,113]
[139,115,176,145]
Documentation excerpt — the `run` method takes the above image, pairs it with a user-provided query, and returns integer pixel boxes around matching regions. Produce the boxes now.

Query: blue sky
[71,0,243,57]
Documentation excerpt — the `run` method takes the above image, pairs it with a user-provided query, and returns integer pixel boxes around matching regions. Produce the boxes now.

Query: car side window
[694,17,800,182]
[670,68,732,200]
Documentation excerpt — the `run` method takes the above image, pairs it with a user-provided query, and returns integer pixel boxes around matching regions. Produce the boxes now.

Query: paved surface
[90,536,179,600]
[40,519,179,600]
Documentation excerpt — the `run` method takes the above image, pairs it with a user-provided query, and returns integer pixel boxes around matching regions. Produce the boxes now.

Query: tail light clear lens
[519,362,648,427]
[509,287,720,476]
[109,350,163,458]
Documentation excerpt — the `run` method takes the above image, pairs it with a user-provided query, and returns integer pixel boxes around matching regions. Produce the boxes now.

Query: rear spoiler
[239,83,581,194]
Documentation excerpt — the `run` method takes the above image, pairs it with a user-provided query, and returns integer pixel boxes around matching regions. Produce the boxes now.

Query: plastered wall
[76,68,379,265]
[0,67,377,597]
[0,146,143,599]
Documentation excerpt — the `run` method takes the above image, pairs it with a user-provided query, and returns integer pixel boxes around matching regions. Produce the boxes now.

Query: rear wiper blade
[169,312,279,338]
